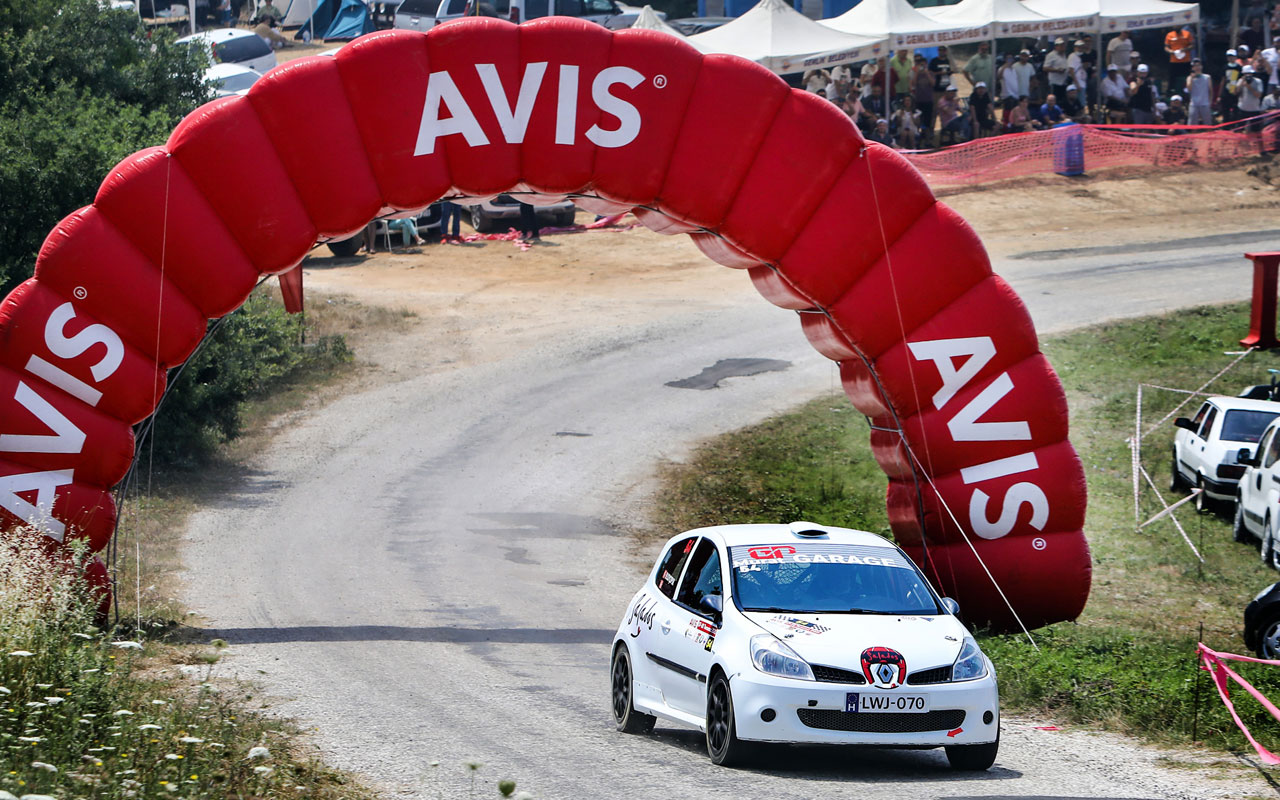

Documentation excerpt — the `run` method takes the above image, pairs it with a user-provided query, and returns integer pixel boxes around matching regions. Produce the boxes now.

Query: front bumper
[730,669,999,746]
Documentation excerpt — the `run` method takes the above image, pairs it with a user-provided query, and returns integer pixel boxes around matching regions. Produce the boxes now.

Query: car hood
[743,611,969,673]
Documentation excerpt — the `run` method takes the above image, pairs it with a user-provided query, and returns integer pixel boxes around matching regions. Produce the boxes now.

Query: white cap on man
[1137,64,1149,73]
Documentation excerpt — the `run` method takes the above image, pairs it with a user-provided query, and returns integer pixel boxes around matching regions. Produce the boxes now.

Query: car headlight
[951,637,988,682]
[749,634,814,681]
[1255,583,1279,603]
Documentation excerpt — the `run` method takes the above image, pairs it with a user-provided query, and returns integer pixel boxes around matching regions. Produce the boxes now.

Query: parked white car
[204,62,262,97]
[177,28,277,75]
[1172,396,1280,512]
[611,522,1000,769]
[1234,416,1280,567]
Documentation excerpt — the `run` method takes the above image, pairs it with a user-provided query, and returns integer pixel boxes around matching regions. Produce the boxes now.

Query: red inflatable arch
[0,17,1089,630]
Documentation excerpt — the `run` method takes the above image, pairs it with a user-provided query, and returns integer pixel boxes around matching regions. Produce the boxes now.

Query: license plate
[845,693,929,713]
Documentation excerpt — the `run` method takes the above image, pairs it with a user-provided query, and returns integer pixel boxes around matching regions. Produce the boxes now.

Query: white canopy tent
[629,4,709,50]
[281,0,318,28]
[822,0,992,48]
[1022,0,1200,32]
[924,0,1096,38]
[690,0,885,74]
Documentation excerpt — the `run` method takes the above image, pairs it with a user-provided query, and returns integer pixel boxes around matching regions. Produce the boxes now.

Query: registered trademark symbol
[653,75,667,89]
[73,286,87,300]
[1032,537,1047,551]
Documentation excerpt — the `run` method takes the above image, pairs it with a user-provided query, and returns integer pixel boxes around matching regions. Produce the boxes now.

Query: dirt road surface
[182,165,1280,799]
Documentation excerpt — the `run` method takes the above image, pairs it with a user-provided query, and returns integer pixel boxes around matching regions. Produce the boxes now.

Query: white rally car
[611,522,999,769]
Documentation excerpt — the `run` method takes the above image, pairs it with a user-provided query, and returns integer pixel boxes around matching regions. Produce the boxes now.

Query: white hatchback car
[611,522,1000,769]
[1172,396,1280,512]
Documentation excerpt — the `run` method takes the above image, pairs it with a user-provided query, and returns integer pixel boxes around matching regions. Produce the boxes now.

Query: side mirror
[940,597,960,616]
[699,594,723,623]
[1174,417,1197,432]
[1239,448,1258,467]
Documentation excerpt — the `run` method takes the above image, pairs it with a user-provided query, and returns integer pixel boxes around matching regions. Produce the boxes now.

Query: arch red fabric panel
[0,20,1090,631]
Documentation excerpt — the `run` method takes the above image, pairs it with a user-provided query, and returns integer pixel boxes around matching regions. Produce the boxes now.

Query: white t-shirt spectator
[1238,75,1264,112]
[999,64,1019,100]
[1011,61,1035,98]
[1102,73,1128,103]
[1261,48,1280,87]
[1043,50,1070,87]
[1263,91,1280,111]
[1107,36,1132,70]
[1186,72,1212,107]
[1067,51,1087,89]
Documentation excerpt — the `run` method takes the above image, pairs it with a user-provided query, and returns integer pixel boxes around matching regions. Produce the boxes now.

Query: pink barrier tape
[1198,643,1280,765]
[900,111,1280,187]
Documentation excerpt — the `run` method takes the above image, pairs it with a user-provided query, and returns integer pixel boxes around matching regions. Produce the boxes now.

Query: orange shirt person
[1164,26,1194,91]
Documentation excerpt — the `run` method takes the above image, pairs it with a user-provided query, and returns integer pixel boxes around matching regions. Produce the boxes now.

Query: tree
[0,0,210,293]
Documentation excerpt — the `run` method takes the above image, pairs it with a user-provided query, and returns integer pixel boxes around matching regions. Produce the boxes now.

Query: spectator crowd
[800,10,1280,151]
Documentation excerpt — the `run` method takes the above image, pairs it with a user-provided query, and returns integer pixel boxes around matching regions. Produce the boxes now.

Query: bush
[142,293,352,469]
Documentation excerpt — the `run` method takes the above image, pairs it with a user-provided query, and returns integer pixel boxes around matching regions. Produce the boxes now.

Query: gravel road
[180,199,1280,799]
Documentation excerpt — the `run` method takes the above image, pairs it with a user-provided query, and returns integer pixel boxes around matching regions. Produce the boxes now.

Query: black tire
[470,206,494,233]
[1235,499,1251,543]
[1265,520,1280,570]
[1194,477,1217,514]
[326,235,362,257]
[706,673,751,766]
[1170,451,1188,492]
[945,725,999,771]
[1257,612,1280,659]
[611,646,655,734]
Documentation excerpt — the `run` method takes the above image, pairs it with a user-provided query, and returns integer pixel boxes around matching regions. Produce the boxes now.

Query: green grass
[651,302,1280,751]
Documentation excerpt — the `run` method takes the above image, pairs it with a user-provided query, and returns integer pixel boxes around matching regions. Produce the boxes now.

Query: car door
[648,537,723,717]
[1186,403,1218,482]
[1262,429,1280,528]
[1176,402,1210,483]
[632,535,697,711]
[1243,425,1277,533]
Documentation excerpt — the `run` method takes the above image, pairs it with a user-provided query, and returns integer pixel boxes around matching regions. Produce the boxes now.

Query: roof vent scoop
[789,521,829,538]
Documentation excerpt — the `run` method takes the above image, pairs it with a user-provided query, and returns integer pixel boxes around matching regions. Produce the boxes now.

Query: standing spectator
[1039,93,1065,125]
[1107,30,1133,70]
[1102,64,1131,122]
[937,85,965,145]
[1129,64,1156,123]
[1185,59,1213,124]
[1238,64,1265,120]
[860,82,887,131]
[1127,49,1144,81]
[861,58,884,99]
[1043,38,1071,97]
[1061,85,1090,123]
[217,0,233,26]
[1012,49,1036,100]
[969,81,996,137]
[890,49,913,98]
[1221,50,1243,121]
[1164,25,1195,94]
[912,55,936,145]
[256,0,282,21]
[930,45,954,93]
[999,55,1019,107]
[964,41,995,92]
[1164,95,1188,124]
[517,202,540,242]
[1078,37,1099,110]
[1259,44,1279,90]
[831,63,854,99]
[439,201,462,242]
[891,96,921,149]
[1067,39,1088,96]
[1028,73,1047,105]
[804,69,830,94]
[1242,17,1267,54]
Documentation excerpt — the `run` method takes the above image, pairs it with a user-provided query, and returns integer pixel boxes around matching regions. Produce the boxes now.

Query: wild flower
[8,651,33,657]
[25,702,46,709]
[17,736,42,743]
[71,633,93,640]
[165,754,182,761]
[178,737,203,744]
[113,710,134,717]
[247,746,270,760]
[151,700,167,705]
[30,761,57,773]
[112,641,143,651]
[138,725,162,731]
[34,684,51,689]
[20,795,56,800]
[253,766,274,776]
[0,687,9,695]
[42,697,63,705]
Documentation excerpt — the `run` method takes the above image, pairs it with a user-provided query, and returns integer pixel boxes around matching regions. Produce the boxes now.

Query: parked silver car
[464,194,575,233]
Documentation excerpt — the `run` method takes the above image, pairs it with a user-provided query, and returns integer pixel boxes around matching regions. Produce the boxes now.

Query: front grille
[812,665,866,684]
[797,708,965,734]
[907,666,952,685]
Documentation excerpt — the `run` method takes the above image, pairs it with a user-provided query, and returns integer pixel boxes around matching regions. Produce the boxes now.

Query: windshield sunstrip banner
[729,543,912,571]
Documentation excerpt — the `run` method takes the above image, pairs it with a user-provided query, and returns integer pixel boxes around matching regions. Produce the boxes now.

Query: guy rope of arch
[0,16,1090,632]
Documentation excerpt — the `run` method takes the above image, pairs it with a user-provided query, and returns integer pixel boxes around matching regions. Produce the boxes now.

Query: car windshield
[215,71,259,92]
[1221,410,1280,443]
[729,543,939,615]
